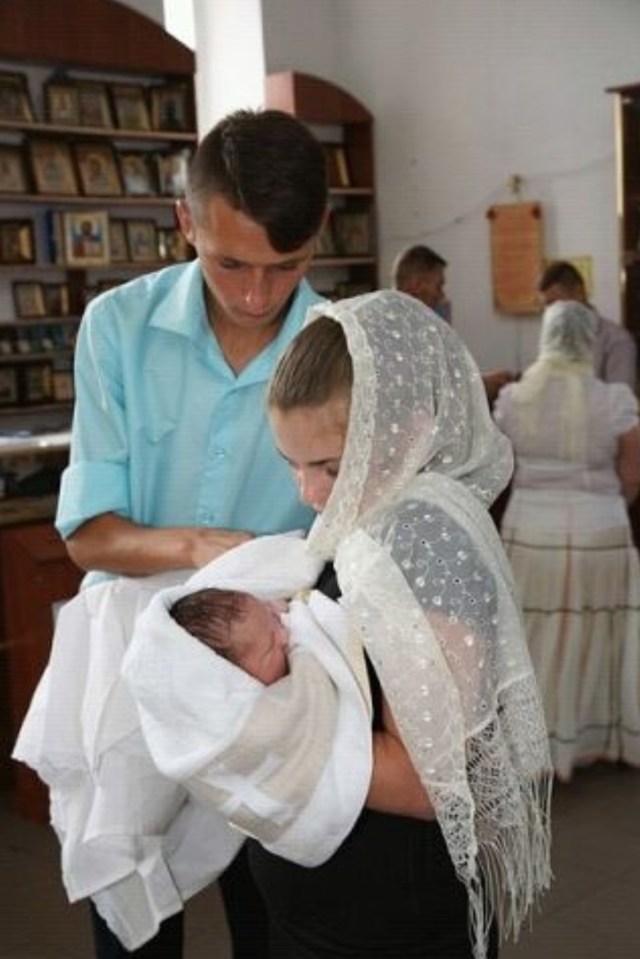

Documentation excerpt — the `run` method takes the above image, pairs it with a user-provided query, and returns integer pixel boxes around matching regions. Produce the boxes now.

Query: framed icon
[44,80,80,125]
[119,151,156,196]
[125,218,158,262]
[52,366,75,402]
[332,211,371,256]
[62,210,110,267]
[0,70,34,123]
[28,139,78,196]
[0,219,35,264]
[324,145,351,188]
[150,82,194,132]
[77,81,113,128]
[12,281,47,318]
[108,218,129,262]
[111,83,151,131]
[157,226,190,262]
[0,145,29,193]
[43,282,71,316]
[74,142,122,197]
[155,149,190,196]
[0,367,19,406]
[21,361,54,404]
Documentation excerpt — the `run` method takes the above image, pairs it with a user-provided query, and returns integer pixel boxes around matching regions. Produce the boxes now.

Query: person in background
[392,243,515,401]
[538,259,637,389]
[494,299,640,781]
[391,243,450,319]
[256,288,552,958]
[55,108,329,959]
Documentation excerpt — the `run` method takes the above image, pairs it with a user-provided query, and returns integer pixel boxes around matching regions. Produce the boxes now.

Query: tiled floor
[2,762,640,957]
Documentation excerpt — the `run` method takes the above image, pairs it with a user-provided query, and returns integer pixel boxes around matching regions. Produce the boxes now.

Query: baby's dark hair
[169,587,249,658]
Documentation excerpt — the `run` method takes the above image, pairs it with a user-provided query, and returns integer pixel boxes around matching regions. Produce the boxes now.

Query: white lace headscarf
[290,291,552,957]
[509,299,598,461]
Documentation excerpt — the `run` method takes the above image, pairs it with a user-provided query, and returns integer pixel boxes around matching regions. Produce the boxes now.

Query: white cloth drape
[14,533,372,950]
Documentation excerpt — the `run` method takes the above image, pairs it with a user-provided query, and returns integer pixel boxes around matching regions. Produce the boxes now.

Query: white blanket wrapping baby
[13,533,372,950]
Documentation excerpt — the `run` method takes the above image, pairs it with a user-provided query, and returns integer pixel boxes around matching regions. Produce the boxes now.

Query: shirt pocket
[134,366,181,444]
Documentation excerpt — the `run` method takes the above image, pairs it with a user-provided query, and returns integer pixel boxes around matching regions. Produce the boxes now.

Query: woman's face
[270,397,348,513]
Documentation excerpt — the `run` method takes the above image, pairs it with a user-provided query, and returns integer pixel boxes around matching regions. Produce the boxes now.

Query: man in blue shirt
[57,108,328,958]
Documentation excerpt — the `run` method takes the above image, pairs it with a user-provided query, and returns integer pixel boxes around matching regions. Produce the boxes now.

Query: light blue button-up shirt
[56,261,323,551]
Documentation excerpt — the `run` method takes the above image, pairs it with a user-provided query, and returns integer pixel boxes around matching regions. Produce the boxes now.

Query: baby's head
[169,587,289,685]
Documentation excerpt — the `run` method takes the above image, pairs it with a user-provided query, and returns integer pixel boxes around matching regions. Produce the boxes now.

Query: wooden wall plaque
[487,202,543,315]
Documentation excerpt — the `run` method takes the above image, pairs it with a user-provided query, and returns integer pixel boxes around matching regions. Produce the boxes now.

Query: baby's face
[231,596,289,684]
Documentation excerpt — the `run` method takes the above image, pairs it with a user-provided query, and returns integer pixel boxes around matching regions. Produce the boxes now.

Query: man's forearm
[65,512,252,575]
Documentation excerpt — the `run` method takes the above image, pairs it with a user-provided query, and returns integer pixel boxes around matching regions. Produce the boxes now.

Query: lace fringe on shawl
[334,478,553,959]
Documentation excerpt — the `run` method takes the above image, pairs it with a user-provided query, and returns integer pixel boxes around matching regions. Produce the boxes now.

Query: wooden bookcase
[265,71,378,299]
[0,0,196,429]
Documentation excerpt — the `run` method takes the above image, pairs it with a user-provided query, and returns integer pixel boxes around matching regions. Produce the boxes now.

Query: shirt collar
[149,261,207,340]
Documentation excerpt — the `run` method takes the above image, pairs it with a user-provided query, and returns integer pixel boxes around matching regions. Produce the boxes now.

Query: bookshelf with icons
[265,71,377,300]
[0,0,196,439]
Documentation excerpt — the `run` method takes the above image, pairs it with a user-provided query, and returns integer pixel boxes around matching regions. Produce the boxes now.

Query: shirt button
[214,448,226,459]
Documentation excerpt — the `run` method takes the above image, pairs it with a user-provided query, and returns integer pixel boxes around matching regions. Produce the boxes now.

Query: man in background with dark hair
[392,243,514,401]
[392,244,450,319]
[55,108,329,959]
[539,259,637,389]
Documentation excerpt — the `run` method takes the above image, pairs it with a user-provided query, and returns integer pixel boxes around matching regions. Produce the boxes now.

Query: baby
[169,587,291,684]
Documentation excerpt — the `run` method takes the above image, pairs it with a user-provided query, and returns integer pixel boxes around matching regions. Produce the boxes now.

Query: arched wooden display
[0,0,193,75]
[265,71,371,126]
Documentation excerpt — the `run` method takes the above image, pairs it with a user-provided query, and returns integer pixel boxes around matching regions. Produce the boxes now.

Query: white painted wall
[121,0,164,27]
[262,0,640,374]
[123,0,640,373]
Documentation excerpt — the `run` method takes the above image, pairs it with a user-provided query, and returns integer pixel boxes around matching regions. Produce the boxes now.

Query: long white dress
[494,373,640,781]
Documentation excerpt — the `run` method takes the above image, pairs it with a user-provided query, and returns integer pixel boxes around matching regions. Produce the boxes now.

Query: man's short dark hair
[392,245,447,289]
[538,260,585,293]
[187,109,327,252]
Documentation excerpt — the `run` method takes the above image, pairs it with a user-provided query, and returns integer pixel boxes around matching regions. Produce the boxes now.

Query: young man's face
[177,195,316,332]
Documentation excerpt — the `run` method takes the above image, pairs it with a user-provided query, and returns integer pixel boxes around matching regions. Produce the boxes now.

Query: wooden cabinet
[607,81,640,361]
[0,521,82,821]
[265,71,377,299]
[0,0,196,431]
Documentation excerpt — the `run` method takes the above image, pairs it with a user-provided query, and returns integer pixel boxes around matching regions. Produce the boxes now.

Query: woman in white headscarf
[494,299,640,781]
[256,289,552,959]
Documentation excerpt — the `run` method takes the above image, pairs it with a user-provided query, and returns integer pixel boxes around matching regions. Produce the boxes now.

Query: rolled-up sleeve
[56,461,130,539]
[55,296,132,539]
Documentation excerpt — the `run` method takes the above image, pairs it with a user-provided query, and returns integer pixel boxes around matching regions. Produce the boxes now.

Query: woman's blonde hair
[268,315,353,410]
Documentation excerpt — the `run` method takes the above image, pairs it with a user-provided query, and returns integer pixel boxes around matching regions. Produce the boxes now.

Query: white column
[191,0,265,134]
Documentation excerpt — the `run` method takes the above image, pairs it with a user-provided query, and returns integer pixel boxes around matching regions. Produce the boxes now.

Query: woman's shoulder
[368,498,482,566]
[366,498,497,622]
